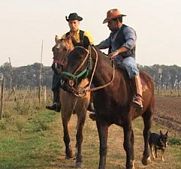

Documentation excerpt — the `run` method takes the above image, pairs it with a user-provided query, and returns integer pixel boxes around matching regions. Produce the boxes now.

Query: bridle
[61,46,115,97]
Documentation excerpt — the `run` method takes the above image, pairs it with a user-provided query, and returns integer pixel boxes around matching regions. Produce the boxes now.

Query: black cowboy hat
[66,13,83,22]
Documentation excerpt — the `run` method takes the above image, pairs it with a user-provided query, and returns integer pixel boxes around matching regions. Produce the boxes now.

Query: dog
[149,130,168,161]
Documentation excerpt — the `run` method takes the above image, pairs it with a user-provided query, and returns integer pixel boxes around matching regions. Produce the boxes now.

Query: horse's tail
[140,71,155,113]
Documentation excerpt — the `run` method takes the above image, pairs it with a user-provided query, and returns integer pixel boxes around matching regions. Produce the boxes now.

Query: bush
[169,137,181,145]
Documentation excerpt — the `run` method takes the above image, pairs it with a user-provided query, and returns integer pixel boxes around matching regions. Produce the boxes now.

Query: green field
[0,108,181,169]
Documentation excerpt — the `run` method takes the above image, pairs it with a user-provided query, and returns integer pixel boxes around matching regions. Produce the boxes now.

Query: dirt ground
[154,96,181,135]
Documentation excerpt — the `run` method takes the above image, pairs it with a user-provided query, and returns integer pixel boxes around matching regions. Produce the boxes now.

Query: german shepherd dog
[149,130,168,161]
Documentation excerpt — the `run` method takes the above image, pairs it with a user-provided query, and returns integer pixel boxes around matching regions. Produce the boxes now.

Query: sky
[0,0,181,67]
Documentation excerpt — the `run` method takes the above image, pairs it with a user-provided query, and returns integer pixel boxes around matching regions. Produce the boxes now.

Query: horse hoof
[75,162,82,168]
[126,160,135,169]
[66,150,73,159]
[65,153,73,159]
[142,156,151,165]
[65,156,72,159]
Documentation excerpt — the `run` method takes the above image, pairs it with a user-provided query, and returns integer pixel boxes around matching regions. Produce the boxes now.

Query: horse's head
[52,35,74,69]
[60,46,117,97]
[60,46,93,95]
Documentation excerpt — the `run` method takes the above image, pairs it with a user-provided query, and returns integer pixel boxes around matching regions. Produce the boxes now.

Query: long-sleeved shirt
[97,24,137,61]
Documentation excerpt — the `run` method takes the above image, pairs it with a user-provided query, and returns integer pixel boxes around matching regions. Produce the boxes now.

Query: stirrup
[132,101,143,110]
[132,96,143,110]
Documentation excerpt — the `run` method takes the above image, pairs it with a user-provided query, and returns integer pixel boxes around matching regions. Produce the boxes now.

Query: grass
[0,110,181,169]
[0,110,62,169]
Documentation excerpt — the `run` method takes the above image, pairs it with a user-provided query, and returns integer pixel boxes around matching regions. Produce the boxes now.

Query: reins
[73,46,90,74]
[61,46,90,83]
[61,45,116,97]
[85,46,115,92]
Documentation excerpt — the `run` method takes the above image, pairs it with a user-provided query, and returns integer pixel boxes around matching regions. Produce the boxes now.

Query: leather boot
[132,74,143,109]
[46,103,57,111]
[46,89,61,112]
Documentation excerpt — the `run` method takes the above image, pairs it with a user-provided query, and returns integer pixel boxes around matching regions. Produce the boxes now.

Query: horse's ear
[160,130,163,135]
[165,130,168,136]
[55,35,59,44]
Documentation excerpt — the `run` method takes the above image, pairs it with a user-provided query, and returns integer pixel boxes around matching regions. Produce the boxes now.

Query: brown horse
[52,36,91,167]
[61,45,155,169]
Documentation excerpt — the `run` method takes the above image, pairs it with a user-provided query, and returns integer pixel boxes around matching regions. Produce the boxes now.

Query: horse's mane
[93,46,111,64]
[69,46,88,60]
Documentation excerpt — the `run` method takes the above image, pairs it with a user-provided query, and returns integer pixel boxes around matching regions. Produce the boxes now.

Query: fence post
[43,86,47,105]
[38,86,41,105]
[38,40,43,106]
[0,73,4,119]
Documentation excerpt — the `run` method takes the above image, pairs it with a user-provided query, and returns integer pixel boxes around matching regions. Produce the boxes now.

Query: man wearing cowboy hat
[62,12,94,47]
[96,8,143,109]
[46,12,94,112]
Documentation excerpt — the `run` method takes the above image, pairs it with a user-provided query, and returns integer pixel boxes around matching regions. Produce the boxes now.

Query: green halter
[61,67,90,82]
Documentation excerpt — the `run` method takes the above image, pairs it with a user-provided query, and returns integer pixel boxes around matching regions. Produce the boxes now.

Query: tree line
[0,62,181,90]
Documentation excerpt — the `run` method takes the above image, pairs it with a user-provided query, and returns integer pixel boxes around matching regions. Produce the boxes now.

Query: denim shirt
[98,25,137,62]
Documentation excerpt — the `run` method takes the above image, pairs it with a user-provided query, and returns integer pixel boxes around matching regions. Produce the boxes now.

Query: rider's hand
[108,50,119,60]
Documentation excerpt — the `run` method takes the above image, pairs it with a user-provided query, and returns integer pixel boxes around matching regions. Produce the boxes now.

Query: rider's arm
[115,26,137,55]
[96,37,111,49]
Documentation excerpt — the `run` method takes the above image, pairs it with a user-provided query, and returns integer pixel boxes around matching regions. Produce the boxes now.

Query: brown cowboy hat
[66,13,83,22]
[103,8,126,24]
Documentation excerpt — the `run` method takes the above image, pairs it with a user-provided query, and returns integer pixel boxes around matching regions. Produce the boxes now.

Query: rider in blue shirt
[96,8,143,109]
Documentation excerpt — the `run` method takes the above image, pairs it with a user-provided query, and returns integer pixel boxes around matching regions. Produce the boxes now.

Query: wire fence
[0,74,181,120]
[0,81,52,119]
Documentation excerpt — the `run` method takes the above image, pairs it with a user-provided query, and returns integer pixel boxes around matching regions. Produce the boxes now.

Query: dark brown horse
[52,36,91,167]
[61,45,155,169]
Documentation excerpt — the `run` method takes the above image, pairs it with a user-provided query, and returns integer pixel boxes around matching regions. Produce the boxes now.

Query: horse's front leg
[62,118,73,159]
[75,113,86,168]
[123,122,135,169]
[96,119,109,169]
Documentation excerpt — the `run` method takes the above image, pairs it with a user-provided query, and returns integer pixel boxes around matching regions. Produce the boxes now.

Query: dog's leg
[155,147,158,158]
[151,145,155,159]
[161,150,165,161]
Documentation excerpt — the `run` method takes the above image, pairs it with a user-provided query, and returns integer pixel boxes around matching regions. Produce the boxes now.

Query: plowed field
[154,96,181,135]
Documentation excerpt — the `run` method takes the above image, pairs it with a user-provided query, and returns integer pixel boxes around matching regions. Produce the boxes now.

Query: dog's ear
[160,130,163,135]
[165,130,168,136]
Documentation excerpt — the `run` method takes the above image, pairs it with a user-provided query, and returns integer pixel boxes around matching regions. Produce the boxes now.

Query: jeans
[116,56,139,79]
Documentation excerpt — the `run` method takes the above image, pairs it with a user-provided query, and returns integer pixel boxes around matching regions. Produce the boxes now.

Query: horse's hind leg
[62,118,73,159]
[75,113,86,168]
[142,108,153,165]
